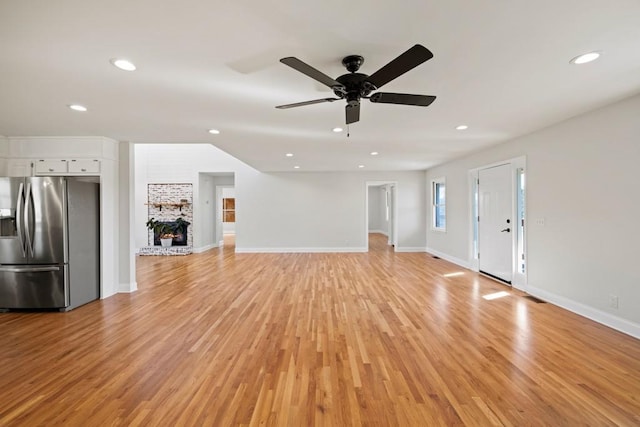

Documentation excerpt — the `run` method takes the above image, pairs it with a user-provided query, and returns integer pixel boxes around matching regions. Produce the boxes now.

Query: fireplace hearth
[153,221,189,246]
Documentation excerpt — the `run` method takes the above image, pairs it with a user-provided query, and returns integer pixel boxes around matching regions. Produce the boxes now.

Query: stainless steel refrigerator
[0,177,100,311]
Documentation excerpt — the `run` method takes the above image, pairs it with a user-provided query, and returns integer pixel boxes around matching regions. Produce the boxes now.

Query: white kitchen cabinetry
[6,159,33,177]
[34,159,68,174]
[32,159,101,175]
[69,159,100,174]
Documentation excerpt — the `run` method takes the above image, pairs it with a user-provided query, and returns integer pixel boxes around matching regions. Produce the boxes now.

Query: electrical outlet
[535,218,545,226]
[609,295,619,309]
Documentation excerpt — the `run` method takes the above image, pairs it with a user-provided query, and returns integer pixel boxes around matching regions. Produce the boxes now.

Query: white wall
[237,170,425,252]
[135,144,427,253]
[117,142,136,293]
[368,186,381,232]
[0,136,8,174]
[425,93,640,338]
[197,174,214,251]
[135,144,252,252]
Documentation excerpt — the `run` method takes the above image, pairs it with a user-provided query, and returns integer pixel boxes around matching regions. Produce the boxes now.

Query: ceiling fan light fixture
[110,58,136,71]
[332,127,343,133]
[208,129,220,135]
[68,104,87,112]
[570,51,601,65]
[456,125,468,130]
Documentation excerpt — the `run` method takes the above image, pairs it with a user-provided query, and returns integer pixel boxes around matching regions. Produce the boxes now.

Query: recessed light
[570,51,601,65]
[370,151,379,156]
[456,125,468,130]
[69,104,87,112]
[332,127,343,133]
[110,58,136,71]
[294,165,300,169]
[285,153,293,157]
[358,165,365,169]
[208,129,220,135]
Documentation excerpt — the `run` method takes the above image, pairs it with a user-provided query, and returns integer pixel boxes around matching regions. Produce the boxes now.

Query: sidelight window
[432,178,446,231]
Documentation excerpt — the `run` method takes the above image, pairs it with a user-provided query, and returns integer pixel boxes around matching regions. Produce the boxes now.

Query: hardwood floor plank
[1,233,640,425]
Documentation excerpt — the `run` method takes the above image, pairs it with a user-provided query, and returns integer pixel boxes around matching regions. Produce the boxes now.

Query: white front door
[478,164,513,283]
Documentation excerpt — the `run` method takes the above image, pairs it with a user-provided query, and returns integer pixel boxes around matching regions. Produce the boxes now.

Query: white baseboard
[193,244,216,253]
[526,285,640,340]
[395,247,427,253]
[235,247,368,253]
[425,247,471,269]
[118,281,138,293]
[219,240,224,247]
[101,289,116,299]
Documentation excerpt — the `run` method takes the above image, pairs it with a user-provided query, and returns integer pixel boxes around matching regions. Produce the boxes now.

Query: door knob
[501,228,510,232]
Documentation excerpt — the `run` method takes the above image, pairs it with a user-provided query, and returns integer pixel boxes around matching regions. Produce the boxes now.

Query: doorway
[365,181,398,251]
[216,185,235,250]
[470,157,526,289]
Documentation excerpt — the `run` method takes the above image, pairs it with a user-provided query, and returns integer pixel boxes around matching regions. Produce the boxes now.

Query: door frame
[365,181,398,250]
[215,185,234,247]
[468,156,527,290]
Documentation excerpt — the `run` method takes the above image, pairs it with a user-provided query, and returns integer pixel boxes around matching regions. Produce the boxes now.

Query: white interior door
[478,164,513,283]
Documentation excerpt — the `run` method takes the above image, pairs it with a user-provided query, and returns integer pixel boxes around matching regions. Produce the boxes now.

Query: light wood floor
[1,233,639,426]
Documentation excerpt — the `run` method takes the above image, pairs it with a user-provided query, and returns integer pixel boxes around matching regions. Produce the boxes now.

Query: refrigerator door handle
[0,266,60,273]
[16,182,27,258]
[24,182,35,257]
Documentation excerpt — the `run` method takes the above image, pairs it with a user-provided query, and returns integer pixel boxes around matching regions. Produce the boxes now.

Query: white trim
[395,247,427,253]
[425,247,471,269]
[235,247,368,253]
[218,240,224,247]
[468,170,479,272]
[101,289,116,299]
[527,285,640,340]
[193,244,217,253]
[118,281,138,293]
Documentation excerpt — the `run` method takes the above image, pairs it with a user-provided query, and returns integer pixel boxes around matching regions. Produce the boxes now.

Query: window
[432,178,446,231]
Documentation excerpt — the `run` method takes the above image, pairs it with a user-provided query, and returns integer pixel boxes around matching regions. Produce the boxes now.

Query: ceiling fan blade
[276,98,340,109]
[346,102,360,124]
[280,57,344,89]
[365,44,434,89]
[370,92,436,107]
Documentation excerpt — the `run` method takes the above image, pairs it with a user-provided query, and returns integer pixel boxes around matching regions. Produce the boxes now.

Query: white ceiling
[1,1,639,172]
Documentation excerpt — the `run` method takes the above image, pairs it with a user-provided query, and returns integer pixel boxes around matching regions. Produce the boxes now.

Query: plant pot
[160,238,173,247]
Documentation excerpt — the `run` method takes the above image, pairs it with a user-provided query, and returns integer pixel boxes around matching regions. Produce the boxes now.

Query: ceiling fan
[276,44,436,125]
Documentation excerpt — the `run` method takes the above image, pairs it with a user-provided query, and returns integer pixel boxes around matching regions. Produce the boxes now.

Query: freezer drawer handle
[0,266,61,273]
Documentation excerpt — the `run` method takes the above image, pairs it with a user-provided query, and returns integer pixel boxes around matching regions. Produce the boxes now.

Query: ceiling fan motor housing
[334,72,373,101]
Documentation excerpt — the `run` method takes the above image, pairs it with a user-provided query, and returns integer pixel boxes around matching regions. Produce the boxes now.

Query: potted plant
[146,218,176,247]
